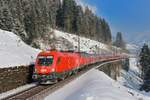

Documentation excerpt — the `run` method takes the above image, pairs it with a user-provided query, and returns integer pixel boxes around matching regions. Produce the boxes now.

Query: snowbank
[45,69,144,100]
[0,29,40,68]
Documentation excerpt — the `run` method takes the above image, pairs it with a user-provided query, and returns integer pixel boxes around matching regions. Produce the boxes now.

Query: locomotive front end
[32,51,58,84]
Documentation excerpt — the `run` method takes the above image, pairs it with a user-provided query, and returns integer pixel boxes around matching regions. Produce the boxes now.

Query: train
[32,50,126,84]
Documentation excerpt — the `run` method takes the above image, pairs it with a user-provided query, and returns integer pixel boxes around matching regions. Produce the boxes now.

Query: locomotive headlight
[51,68,55,72]
[41,69,47,73]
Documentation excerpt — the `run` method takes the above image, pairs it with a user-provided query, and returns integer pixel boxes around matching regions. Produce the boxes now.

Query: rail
[3,58,128,100]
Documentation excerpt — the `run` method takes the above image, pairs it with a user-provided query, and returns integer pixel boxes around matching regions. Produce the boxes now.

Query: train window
[38,56,53,66]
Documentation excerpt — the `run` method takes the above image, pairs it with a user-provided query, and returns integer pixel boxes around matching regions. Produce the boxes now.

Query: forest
[0,0,112,47]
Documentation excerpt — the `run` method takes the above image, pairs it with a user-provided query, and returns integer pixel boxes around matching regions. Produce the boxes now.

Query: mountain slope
[0,29,40,68]
[126,44,140,54]
[0,0,111,46]
[37,29,112,54]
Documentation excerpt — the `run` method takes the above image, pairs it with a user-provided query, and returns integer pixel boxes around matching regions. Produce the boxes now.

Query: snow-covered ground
[118,58,142,90]
[118,58,150,99]
[45,67,149,100]
[0,29,40,68]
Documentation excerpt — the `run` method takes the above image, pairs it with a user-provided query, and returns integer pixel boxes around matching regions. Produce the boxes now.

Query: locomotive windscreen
[38,56,53,66]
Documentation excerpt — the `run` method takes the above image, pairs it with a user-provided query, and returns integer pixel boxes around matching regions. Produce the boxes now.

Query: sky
[76,0,150,45]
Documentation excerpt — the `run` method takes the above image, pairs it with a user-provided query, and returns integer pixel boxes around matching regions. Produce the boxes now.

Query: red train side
[32,50,126,84]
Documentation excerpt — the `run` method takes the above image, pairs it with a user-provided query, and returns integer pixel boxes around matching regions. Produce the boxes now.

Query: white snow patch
[45,69,148,100]
[0,29,40,68]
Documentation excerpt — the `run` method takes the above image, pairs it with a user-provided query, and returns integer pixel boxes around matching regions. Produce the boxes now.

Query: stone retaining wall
[0,65,34,93]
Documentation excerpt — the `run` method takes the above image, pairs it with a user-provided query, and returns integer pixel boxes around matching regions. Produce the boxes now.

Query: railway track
[3,62,103,100]
[3,59,125,100]
[3,85,49,100]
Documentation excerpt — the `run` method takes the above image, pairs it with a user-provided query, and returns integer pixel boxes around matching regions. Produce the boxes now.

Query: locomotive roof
[38,50,98,57]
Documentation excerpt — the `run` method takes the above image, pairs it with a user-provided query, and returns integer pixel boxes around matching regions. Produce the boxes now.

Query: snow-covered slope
[0,29,40,68]
[45,68,149,100]
[118,58,142,90]
[127,44,139,50]
[126,44,139,54]
[118,58,150,99]
[54,30,112,54]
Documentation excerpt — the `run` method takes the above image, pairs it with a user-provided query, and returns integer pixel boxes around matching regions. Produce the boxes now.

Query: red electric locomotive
[33,50,84,84]
[32,50,126,84]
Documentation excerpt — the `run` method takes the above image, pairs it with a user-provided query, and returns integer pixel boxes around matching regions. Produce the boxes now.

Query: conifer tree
[56,0,112,44]
[0,8,13,31]
[114,32,125,49]
[139,43,150,79]
[0,0,113,46]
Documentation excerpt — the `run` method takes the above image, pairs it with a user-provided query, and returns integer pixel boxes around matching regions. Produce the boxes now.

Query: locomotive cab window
[38,56,53,66]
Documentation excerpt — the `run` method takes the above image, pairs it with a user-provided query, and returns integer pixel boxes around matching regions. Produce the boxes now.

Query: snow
[126,44,139,50]
[0,83,36,100]
[35,29,114,55]
[118,58,150,100]
[53,30,112,54]
[0,29,40,68]
[118,58,142,90]
[129,58,141,74]
[45,68,147,100]
[126,44,139,54]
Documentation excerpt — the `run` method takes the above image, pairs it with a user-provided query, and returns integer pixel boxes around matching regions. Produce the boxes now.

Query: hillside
[126,44,140,54]
[38,29,112,54]
[0,0,112,48]
[0,28,113,68]
[0,29,39,68]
